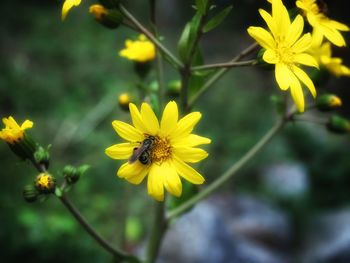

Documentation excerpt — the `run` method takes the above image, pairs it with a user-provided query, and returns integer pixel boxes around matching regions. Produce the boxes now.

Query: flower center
[151,136,171,164]
[276,41,294,66]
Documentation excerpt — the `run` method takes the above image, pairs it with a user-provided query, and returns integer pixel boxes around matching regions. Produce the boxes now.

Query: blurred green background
[1,0,350,262]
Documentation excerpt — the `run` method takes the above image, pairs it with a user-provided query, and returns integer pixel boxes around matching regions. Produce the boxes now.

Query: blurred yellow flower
[62,0,82,21]
[0,116,33,144]
[119,34,156,63]
[89,4,108,21]
[308,31,350,77]
[248,0,318,112]
[105,101,211,201]
[296,0,349,47]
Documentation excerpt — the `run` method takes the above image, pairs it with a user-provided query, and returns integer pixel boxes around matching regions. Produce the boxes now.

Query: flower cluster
[248,0,349,112]
[105,101,210,201]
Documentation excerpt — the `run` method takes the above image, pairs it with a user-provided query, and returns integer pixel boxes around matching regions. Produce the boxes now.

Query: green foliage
[203,5,233,33]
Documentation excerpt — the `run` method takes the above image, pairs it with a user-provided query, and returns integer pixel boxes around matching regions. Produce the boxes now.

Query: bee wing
[128,145,149,163]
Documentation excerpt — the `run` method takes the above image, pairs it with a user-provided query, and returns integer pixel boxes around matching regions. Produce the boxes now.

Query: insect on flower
[128,135,156,165]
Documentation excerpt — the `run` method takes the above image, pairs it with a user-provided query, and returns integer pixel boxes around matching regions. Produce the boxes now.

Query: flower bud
[89,5,123,29]
[167,80,181,96]
[316,94,342,111]
[63,165,80,184]
[23,185,39,203]
[327,115,350,134]
[34,146,50,170]
[35,173,56,194]
[118,93,132,111]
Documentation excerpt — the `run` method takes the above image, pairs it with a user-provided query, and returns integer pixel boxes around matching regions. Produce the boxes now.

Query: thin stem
[189,42,258,107]
[167,117,285,220]
[119,4,183,69]
[145,201,168,263]
[59,195,138,262]
[191,59,257,71]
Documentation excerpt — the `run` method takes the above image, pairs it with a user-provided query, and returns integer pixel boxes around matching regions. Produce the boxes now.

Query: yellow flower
[89,4,108,22]
[62,0,82,21]
[0,116,33,144]
[296,0,349,47]
[105,101,211,201]
[248,0,318,112]
[308,31,350,77]
[119,34,156,63]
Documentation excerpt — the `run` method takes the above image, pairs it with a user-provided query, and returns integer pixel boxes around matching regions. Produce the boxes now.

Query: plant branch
[191,59,257,71]
[119,4,183,69]
[167,116,286,220]
[58,194,139,262]
[189,42,259,107]
[145,201,168,263]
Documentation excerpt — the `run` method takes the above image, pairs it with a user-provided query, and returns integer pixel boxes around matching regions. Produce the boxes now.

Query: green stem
[191,59,257,71]
[58,194,139,262]
[145,201,168,263]
[167,117,285,220]
[119,4,183,69]
[189,42,258,107]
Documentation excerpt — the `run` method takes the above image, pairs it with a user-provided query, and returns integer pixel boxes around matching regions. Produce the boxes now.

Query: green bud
[23,185,39,203]
[316,94,342,111]
[89,5,123,29]
[167,80,181,96]
[35,173,56,194]
[63,165,80,184]
[34,146,50,169]
[327,115,350,134]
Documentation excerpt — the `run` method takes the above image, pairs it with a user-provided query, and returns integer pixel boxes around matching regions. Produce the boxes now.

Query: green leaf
[177,13,202,62]
[195,0,209,15]
[203,5,233,33]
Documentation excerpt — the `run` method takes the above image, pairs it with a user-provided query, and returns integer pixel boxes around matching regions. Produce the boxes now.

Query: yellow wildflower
[105,101,211,201]
[296,0,349,47]
[308,31,350,77]
[119,34,156,63]
[248,0,318,112]
[35,173,56,193]
[62,0,82,21]
[0,116,33,144]
[89,4,108,22]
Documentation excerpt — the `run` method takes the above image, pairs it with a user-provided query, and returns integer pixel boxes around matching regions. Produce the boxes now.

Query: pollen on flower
[151,136,171,164]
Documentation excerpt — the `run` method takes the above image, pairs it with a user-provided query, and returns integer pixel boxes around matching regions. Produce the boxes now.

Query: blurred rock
[261,163,309,198]
[158,195,292,263]
[301,209,350,263]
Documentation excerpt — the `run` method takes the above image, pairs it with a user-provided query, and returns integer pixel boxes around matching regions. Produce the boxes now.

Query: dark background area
[1,0,350,262]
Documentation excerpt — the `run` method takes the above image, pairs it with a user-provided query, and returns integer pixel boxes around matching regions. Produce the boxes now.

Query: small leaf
[203,5,233,33]
[178,22,192,61]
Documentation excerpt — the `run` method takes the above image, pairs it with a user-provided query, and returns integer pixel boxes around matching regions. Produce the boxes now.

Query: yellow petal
[172,156,205,185]
[247,27,276,50]
[105,143,135,160]
[285,15,304,47]
[293,66,316,98]
[293,53,319,68]
[259,9,278,38]
[328,20,350,32]
[21,120,33,130]
[117,162,149,184]
[263,49,278,64]
[275,63,291,90]
[172,134,211,147]
[112,120,144,142]
[289,73,304,112]
[61,0,82,21]
[292,33,312,53]
[318,22,346,47]
[173,146,208,163]
[141,103,159,135]
[147,164,165,201]
[160,101,178,137]
[272,0,290,35]
[129,103,148,133]
[163,161,182,197]
[170,112,201,139]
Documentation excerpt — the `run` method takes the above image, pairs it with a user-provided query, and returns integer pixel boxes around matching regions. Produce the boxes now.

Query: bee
[128,136,155,165]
